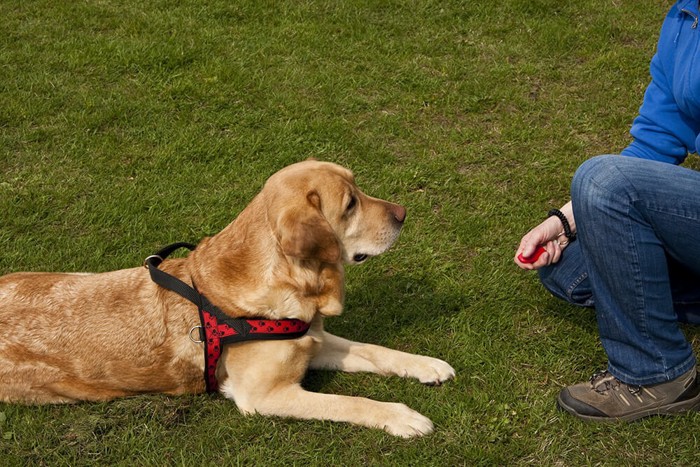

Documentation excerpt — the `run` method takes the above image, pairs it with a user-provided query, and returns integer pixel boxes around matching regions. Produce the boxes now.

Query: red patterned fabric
[201,310,239,392]
[248,319,310,335]
[201,310,310,392]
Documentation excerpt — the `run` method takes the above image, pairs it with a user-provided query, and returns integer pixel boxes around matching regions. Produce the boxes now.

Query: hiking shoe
[557,366,700,422]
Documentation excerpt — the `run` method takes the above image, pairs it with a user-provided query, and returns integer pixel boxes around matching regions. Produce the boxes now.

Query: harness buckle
[143,255,163,269]
[189,325,204,344]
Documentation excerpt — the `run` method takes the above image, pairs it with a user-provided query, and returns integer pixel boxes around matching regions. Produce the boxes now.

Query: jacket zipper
[681,8,699,29]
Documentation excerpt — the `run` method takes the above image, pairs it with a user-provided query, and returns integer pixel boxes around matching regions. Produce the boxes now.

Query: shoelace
[590,370,641,396]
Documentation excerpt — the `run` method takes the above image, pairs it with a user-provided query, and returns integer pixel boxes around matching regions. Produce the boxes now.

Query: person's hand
[514,216,567,270]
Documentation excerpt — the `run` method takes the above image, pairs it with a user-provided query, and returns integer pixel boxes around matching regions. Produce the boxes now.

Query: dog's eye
[346,195,357,212]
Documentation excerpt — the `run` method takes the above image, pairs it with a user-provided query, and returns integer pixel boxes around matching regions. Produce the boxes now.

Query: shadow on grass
[539,287,700,348]
[535,282,700,371]
[345,268,464,334]
[301,267,464,393]
[540,296,598,333]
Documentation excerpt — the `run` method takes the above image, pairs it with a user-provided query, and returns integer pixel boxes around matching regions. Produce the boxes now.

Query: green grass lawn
[2,0,700,464]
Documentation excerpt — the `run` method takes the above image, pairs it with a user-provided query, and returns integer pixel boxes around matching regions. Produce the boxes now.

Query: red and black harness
[144,242,310,393]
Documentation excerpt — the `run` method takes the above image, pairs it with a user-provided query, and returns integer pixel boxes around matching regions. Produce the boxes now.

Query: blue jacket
[622,0,700,163]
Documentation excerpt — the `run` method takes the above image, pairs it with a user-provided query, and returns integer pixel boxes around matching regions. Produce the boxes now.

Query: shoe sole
[556,392,700,422]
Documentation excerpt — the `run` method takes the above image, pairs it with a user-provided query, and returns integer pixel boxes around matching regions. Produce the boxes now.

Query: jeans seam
[587,160,669,373]
[566,271,589,303]
[645,204,700,221]
[624,203,667,369]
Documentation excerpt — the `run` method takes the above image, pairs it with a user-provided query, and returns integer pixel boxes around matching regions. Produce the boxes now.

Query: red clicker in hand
[517,245,546,264]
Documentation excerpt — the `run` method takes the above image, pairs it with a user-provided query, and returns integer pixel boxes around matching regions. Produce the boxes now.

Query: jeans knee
[571,155,629,212]
[571,157,598,214]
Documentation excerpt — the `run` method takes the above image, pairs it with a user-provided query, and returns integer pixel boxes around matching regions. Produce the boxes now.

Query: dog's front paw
[380,403,434,438]
[410,356,456,385]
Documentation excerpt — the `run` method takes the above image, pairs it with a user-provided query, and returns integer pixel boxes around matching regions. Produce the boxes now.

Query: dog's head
[264,160,406,265]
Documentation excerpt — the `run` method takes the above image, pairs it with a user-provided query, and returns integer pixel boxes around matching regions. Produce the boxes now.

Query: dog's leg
[219,337,437,437]
[309,331,455,385]
[237,383,435,438]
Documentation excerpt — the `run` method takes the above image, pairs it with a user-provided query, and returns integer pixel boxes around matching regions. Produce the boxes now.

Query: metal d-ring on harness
[144,242,311,393]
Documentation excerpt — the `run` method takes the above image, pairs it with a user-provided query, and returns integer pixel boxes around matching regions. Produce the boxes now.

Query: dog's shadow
[302,266,462,392]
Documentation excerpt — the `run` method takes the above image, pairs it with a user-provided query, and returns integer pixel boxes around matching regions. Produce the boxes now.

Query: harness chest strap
[144,243,311,393]
[194,295,310,393]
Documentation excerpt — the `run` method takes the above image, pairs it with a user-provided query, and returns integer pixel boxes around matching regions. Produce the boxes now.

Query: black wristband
[548,209,576,242]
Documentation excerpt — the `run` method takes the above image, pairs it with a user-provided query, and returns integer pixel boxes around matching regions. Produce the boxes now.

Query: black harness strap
[144,242,200,307]
[144,243,311,393]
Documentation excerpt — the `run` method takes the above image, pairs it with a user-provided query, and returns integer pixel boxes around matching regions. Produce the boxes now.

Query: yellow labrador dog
[0,160,454,437]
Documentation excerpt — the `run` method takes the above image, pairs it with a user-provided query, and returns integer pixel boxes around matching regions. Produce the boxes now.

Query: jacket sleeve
[621,51,695,165]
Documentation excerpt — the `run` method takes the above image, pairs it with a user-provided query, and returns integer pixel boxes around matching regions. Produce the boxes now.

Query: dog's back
[0,265,204,403]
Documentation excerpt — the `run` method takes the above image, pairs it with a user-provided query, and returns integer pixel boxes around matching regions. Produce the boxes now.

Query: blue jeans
[538,155,700,386]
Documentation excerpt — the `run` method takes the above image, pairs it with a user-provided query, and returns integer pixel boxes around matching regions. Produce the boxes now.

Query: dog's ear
[276,191,341,263]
